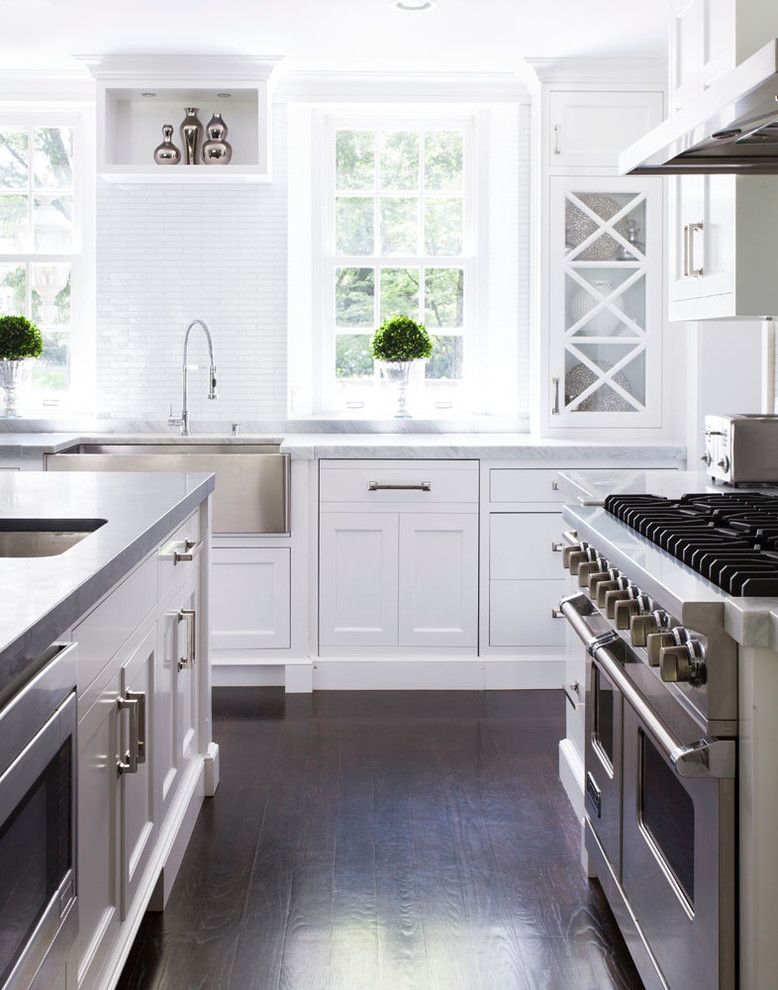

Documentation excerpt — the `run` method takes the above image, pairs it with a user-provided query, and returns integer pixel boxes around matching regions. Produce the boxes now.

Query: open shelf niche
[81,54,284,183]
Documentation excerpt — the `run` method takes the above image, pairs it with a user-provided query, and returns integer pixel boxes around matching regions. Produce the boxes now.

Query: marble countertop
[561,471,778,650]
[0,431,687,463]
[0,470,214,699]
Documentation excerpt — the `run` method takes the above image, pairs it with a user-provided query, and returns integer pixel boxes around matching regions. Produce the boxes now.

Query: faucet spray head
[209,367,218,400]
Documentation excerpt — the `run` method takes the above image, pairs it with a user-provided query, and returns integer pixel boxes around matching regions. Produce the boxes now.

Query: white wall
[95,105,289,421]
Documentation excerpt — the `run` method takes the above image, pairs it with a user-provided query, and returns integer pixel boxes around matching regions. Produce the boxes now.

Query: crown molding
[0,68,95,103]
[522,56,666,86]
[278,70,531,104]
[75,53,285,83]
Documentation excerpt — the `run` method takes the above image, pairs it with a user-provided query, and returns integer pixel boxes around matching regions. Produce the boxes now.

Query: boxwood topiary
[0,315,43,361]
[371,315,433,363]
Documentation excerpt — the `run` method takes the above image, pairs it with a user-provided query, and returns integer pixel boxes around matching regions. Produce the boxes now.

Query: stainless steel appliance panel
[704,414,778,485]
[585,651,624,877]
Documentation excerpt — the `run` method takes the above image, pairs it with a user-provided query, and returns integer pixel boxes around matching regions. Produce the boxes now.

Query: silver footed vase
[0,360,26,418]
[180,107,204,165]
[202,113,233,165]
[380,361,414,419]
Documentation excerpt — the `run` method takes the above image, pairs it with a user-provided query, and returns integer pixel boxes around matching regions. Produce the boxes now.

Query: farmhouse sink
[45,442,290,535]
[0,518,106,557]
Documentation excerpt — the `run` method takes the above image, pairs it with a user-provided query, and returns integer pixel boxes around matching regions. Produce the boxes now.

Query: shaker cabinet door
[319,512,399,647]
[398,513,478,648]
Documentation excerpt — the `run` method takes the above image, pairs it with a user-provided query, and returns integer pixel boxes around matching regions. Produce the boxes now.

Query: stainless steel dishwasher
[45,443,290,535]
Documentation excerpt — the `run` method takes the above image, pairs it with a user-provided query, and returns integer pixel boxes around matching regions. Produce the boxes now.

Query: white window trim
[311,109,483,417]
[0,105,95,415]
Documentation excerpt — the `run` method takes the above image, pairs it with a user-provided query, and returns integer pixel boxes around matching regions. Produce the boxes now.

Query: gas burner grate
[604,493,778,596]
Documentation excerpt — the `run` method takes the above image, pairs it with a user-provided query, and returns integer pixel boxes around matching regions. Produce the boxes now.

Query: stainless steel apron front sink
[45,443,290,535]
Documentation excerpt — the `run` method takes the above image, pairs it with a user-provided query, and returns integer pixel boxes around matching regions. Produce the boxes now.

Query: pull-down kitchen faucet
[168,318,217,436]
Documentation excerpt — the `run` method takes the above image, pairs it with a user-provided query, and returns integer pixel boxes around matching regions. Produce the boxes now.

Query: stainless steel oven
[561,587,736,990]
[0,643,78,990]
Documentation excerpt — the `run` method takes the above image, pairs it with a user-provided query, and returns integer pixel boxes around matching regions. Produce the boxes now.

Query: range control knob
[630,611,665,647]
[717,454,731,473]
[587,570,611,595]
[595,580,620,608]
[659,640,707,685]
[604,588,631,619]
[614,597,647,630]
[646,631,676,667]
[566,549,588,575]
[578,560,603,587]
[562,544,582,569]
[700,451,712,467]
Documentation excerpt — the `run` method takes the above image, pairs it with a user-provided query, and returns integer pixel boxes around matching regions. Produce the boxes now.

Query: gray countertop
[0,431,687,463]
[0,470,214,699]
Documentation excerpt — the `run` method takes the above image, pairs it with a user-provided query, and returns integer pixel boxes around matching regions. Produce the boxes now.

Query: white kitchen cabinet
[319,460,479,651]
[490,514,564,580]
[548,90,663,171]
[547,174,663,428]
[489,579,567,648]
[667,0,778,321]
[319,512,399,647]
[118,626,156,916]
[398,513,478,648]
[211,547,290,654]
[76,672,121,990]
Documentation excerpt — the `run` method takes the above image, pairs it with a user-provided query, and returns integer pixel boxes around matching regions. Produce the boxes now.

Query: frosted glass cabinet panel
[548,175,663,429]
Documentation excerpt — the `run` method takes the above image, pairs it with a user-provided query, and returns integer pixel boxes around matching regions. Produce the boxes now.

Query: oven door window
[0,739,72,986]
[639,729,695,908]
[593,666,616,770]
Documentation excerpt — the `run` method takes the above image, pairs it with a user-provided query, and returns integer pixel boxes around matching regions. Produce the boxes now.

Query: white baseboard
[558,737,585,819]
[212,664,286,687]
[312,657,565,691]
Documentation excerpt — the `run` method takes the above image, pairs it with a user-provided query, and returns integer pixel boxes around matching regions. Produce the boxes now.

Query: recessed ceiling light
[392,0,436,10]
[217,93,232,98]
[141,92,157,98]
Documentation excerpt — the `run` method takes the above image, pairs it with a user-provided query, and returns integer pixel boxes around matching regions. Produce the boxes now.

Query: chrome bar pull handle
[551,376,560,415]
[689,221,704,277]
[552,123,562,156]
[173,538,203,564]
[125,689,146,764]
[177,608,196,670]
[368,481,431,492]
[682,223,690,278]
[116,695,140,775]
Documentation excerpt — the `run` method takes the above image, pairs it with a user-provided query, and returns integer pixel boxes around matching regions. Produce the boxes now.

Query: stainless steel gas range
[556,489,778,990]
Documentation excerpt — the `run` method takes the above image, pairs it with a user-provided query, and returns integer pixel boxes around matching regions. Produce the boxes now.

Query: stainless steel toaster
[704,414,778,484]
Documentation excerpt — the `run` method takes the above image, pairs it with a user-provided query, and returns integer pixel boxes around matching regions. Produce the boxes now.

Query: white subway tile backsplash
[96,104,289,421]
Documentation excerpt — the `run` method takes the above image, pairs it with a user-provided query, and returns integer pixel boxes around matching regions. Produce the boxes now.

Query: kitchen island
[0,470,217,990]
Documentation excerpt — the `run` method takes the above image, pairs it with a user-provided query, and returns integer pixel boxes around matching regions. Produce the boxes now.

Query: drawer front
[489,579,567,647]
[158,510,202,602]
[74,555,157,693]
[490,469,564,504]
[320,460,479,505]
[490,513,564,580]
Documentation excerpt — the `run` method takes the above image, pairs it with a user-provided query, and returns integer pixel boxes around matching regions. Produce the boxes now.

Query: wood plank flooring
[117,689,643,990]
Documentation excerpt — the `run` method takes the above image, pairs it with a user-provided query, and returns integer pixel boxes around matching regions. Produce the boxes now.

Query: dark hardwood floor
[117,689,643,990]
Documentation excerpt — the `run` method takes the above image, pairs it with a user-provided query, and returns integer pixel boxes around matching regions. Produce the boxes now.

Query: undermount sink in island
[0,468,219,990]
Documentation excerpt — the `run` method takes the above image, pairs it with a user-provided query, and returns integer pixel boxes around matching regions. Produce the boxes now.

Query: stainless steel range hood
[620,39,778,175]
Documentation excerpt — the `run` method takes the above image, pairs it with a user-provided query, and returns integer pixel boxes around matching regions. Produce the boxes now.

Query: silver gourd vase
[153,124,181,165]
[180,108,204,165]
[0,360,26,418]
[202,113,233,165]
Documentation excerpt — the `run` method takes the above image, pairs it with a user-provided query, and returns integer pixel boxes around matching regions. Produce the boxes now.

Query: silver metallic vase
[0,360,26,418]
[179,108,203,165]
[380,361,414,419]
[153,124,181,164]
[202,113,233,165]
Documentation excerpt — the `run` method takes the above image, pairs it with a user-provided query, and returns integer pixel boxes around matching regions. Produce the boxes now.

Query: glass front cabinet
[547,175,663,430]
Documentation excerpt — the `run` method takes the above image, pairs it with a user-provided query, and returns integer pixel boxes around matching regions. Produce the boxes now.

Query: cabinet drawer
[490,513,564,580]
[74,555,157,693]
[490,469,564,504]
[490,579,567,647]
[320,460,479,505]
[158,510,202,602]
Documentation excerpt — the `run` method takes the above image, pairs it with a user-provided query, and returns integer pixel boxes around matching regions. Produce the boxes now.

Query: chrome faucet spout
[169,318,218,436]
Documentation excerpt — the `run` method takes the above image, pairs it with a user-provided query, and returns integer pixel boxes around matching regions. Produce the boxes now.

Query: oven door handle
[591,642,736,780]
[559,593,619,654]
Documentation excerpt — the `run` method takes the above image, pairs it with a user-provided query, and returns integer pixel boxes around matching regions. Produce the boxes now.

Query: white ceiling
[0,0,670,73]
